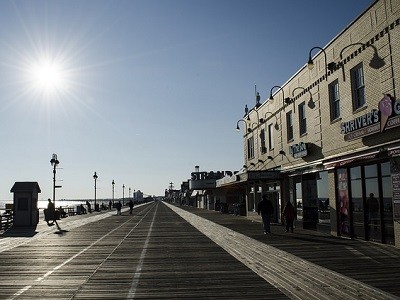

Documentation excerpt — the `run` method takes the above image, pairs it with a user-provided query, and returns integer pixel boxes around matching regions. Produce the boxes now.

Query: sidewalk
[169,203,400,298]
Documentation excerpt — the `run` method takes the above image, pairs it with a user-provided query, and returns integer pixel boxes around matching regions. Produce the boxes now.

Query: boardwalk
[0,201,399,299]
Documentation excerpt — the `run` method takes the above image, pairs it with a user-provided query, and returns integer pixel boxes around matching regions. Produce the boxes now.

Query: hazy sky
[0,0,374,200]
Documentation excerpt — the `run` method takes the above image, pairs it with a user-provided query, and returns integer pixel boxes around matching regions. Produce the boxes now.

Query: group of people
[257,195,295,234]
[45,198,136,226]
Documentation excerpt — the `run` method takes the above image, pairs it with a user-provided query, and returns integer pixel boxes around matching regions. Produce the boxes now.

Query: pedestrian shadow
[52,221,69,235]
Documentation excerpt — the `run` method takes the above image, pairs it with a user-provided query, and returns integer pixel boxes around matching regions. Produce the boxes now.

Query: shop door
[364,164,382,242]
[348,162,394,244]
[349,166,365,239]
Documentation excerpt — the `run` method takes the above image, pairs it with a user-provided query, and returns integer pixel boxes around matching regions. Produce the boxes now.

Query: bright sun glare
[28,59,68,94]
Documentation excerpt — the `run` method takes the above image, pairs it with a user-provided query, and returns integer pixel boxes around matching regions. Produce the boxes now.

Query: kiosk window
[17,198,29,211]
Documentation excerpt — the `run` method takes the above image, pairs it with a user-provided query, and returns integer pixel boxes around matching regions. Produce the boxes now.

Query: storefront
[323,96,400,245]
[216,170,282,220]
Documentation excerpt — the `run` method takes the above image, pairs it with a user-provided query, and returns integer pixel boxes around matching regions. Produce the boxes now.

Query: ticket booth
[10,182,41,227]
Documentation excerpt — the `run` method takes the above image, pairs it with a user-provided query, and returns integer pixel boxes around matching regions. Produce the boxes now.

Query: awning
[323,151,379,170]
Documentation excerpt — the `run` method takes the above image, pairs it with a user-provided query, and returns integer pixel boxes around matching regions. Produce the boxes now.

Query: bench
[0,211,13,230]
[67,207,76,216]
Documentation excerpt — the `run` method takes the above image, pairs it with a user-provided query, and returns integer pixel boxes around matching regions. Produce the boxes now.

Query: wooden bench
[67,207,76,216]
[0,211,13,230]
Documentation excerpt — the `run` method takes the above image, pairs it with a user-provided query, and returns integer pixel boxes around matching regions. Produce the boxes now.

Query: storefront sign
[245,171,281,180]
[341,95,400,141]
[289,142,308,158]
[191,171,232,180]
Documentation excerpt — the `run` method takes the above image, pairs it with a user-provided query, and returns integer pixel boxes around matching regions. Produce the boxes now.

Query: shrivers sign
[341,94,400,141]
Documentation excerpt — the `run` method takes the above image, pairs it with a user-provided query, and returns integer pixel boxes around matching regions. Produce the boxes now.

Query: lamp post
[50,153,60,207]
[112,180,115,205]
[122,184,125,205]
[93,172,98,211]
[134,189,136,202]
[129,187,131,200]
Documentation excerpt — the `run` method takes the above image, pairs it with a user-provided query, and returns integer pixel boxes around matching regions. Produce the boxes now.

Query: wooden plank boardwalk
[0,201,399,299]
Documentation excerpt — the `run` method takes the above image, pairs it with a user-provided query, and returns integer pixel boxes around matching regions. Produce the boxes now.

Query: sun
[27,58,69,95]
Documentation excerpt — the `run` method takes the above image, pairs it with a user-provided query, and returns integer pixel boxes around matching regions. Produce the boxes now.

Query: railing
[0,204,14,230]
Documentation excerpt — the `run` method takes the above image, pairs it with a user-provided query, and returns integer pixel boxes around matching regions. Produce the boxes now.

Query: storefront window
[296,182,302,220]
[317,171,330,224]
[350,166,365,239]
[382,162,394,244]
[345,162,394,244]
[364,164,381,242]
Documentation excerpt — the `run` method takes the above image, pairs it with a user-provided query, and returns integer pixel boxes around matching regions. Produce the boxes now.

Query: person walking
[45,198,56,225]
[257,195,274,234]
[283,201,295,233]
[86,200,92,213]
[116,201,122,215]
[129,199,134,215]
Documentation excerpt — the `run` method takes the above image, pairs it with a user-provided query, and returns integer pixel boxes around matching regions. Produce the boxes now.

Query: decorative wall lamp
[307,46,336,81]
[279,150,286,155]
[259,112,279,130]
[258,159,264,164]
[268,85,285,103]
[267,155,273,160]
[236,119,248,133]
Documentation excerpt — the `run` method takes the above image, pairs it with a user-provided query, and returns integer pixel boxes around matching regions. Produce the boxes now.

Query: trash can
[10,182,41,227]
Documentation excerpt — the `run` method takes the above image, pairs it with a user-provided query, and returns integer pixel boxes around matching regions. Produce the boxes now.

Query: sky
[0,0,374,200]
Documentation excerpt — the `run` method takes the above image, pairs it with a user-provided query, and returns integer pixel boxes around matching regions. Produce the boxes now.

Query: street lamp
[93,172,98,211]
[236,119,248,133]
[134,189,136,201]
[50,153,60,207]
[129,187,131,199]
[307,46,336,81]
[112,180,115,205]
[269,85,285,103]
[122,184,125,205]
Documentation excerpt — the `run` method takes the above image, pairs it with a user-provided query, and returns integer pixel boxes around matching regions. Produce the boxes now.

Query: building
[218,0,400,247]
